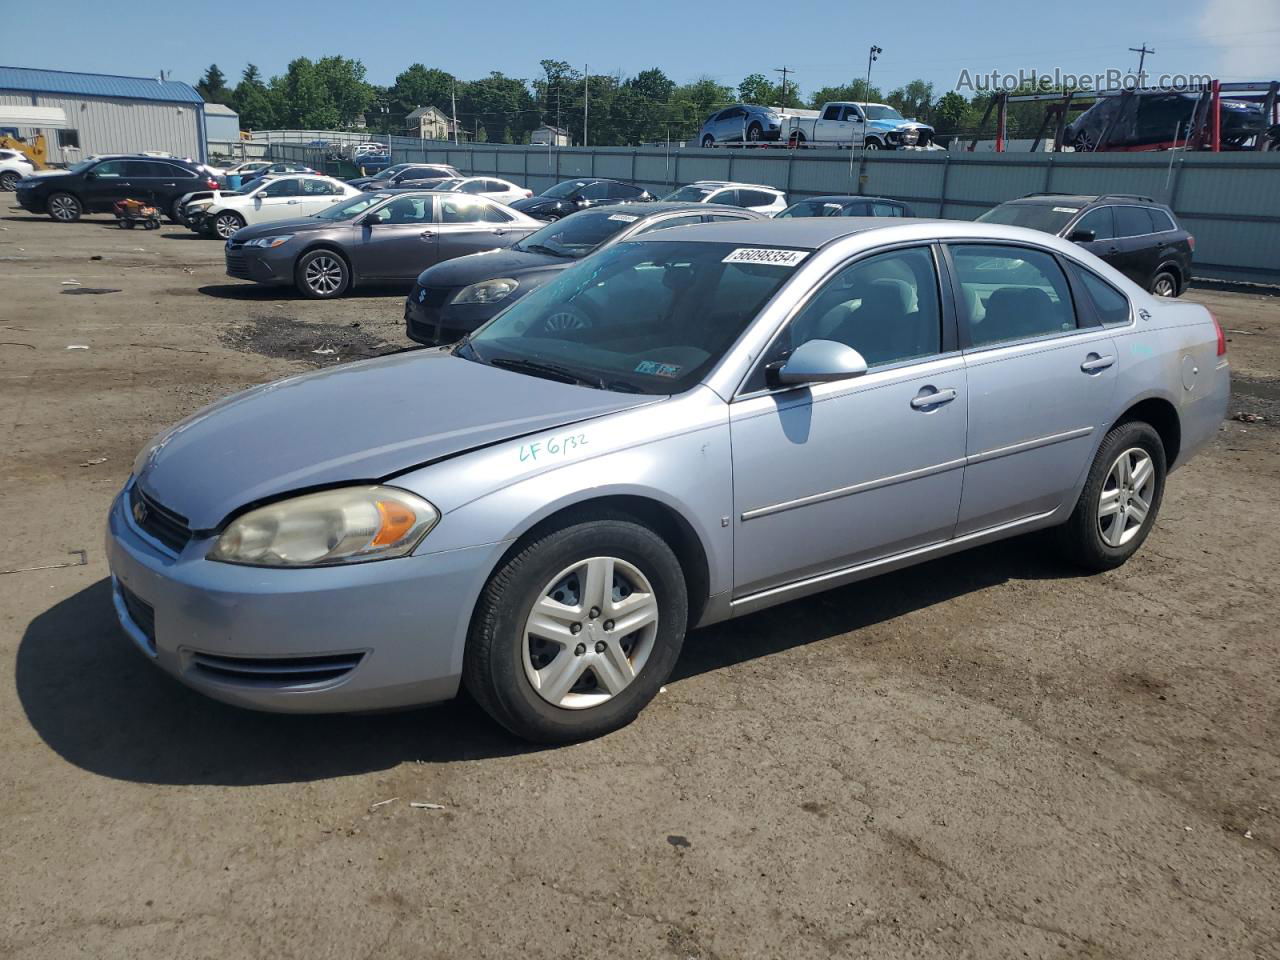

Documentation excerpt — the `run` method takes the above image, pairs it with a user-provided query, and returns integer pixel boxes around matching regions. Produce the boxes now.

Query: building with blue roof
[0,65,209,163]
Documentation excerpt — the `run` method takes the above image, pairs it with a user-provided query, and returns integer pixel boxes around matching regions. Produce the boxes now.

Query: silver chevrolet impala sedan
[108,218,1230,742]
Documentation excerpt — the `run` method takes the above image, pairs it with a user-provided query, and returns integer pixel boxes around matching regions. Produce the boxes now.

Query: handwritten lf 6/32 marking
[520,432,588,463]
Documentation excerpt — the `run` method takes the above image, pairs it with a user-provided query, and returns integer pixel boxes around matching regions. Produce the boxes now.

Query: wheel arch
[1113,394,1182,467]
[1153,260,1184,293]
[484,494,713,630]
[298,240,354,275]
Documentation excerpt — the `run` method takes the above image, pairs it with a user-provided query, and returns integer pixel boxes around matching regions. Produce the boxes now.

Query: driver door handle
[419,230,435,240]
[910,387,957,409]
[1081,354,1115,373]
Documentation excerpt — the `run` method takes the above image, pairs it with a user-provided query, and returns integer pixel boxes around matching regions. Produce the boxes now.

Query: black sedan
[223,190,542,299]
[776,195,916,218]
[349,163,461,191]
[508,178,655,221]
[15,155,217,223]
[404,202,761,345]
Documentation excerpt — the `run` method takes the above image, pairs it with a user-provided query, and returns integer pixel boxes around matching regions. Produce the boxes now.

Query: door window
[259,178,302,198]
[374,195,435,224]
[439,196,490,223]
[1149,209,1176,232]
[607,181,642,199]
[635,214,704,234]
[782,246,942,372]
[871,202,902,217]
[1073,206,1115,240]
[706,213,753,223]
[708,189,739,206]
[1114,206,1154,237]
[1069,264,1131,326]
[738,189,778,208]
[950,244,1077,347]
[482,180,510,193]
[841,106,864,122]
[822,105,842,121]
[579,181,611,201]
[91,160,130,177]
[301,179,339,195]
[459,180,488,194]
[478,202,512,223]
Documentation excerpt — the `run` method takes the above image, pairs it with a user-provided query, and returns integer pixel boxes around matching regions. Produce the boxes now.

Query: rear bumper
[105,482,498,713]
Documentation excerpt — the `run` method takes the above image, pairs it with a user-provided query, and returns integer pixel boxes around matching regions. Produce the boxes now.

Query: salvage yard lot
[1,209,1278,960]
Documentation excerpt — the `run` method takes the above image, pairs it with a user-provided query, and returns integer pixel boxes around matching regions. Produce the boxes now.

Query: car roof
[685,181,783,191]
[792,195,903,204]
[588,202,762,217]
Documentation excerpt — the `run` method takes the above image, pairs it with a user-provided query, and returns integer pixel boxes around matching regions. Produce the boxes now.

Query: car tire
[747,123,763,143]
[864,137,882,151]
[1073,131,1096,152]
[212,211,244,240]
[169,198,186,224]
[789,131,807,148]
[0,171,20,191]
[47,192,81,222]
[1150,269,1179,298]
[1055,421,1167,572]
[463,514,689,743]
[295,248,350,299]
[701,134,715,148]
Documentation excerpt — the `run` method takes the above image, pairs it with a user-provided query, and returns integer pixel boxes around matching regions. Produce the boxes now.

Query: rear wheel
[789,131,807,148]
[1150,270,1178,298]
[48,192,81,222]
[0,171,20,191]
[296,249,350,299]
[212,211,244,240]
[1055,421,1166,571]
[464,515,688,743]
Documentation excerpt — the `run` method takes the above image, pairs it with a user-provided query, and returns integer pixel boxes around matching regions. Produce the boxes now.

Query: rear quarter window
[1069,264,1132,326]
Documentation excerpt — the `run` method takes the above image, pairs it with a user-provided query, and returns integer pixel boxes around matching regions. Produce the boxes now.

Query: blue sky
[4,0,1276,95]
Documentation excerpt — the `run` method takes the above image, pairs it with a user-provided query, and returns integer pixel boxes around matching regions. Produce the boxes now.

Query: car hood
[134,349,656,530]
[868,118,934,133]
[510,196,575,215]
[231,217,346,241]
[418,246,573,286]
[349,176,390,189]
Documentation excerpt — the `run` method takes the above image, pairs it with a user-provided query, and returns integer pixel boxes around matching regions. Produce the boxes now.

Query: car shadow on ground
[1,214,132,229]
[198,282,411,301]
[16,537,1081,786]
[159,231,209,241]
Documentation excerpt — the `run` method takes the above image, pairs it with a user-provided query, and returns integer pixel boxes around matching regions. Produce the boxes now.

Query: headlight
[208,486,439,567]
[246,235,293,248]
[189,201,212,211]
[451,278,519,304]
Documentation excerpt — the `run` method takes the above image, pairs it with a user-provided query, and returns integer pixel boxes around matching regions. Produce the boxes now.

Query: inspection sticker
[722,247,810,267]
[1052,206,1080,214]
[635,360,682,378]
[608,213,638,222]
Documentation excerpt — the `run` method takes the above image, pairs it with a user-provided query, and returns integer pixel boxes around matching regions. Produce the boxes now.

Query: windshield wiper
[521,243,576,258]
[488,357,605,389]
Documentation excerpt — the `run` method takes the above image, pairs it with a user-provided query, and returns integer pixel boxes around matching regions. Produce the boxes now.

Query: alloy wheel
[1153,274,1176,297]
[1098,447,1155,547]
[304,255,345,296]
[522,556,659,709]
[50,195,77,221]
[214,214,241,240]
[0,172,19,191]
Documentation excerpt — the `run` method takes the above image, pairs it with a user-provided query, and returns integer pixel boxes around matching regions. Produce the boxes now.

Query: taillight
[524,189,533,198]
[1210,310,1226,356]
[204,178,219,189]
[1188,234,1195,252]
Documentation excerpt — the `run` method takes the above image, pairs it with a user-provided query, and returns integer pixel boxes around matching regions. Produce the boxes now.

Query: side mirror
[359,213,380,226]
[1068,228,1096,243]
[770,339,868,387]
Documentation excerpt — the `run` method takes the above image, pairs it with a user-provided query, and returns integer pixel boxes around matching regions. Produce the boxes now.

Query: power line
[1129,43,1156,77]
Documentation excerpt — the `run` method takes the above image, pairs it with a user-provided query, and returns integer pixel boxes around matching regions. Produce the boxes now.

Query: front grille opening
[119,584,156,649]
[129,485,192,555]
[189,651,365,689]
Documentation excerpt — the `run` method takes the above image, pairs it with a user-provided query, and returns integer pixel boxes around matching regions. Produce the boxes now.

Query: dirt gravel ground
[1,208,1278,960]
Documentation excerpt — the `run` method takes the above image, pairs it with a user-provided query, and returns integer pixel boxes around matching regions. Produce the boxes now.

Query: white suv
[661,180,788,216]
[0,148,36,191]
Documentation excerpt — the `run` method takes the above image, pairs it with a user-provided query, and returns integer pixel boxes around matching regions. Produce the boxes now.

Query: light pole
[865,45,882,112]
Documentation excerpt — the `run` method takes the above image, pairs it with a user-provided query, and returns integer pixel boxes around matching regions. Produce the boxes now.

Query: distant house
[531,124,570,146]
[405,105,456,141]
[203,103,240,145]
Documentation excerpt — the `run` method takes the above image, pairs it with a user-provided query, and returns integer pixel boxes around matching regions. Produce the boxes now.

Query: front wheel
[464,516,688,743]
[47,192,81,222]
[1055,421,1166,572]
[701,134,714,148]
[747,123,763,142]
[864,137,882,151]
[0,171,20,191]
[212,211,244,240]
[296,248,350,299]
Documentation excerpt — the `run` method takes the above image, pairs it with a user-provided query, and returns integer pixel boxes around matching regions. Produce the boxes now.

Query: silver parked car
[699,103,785,146]
[108,218,1229,742]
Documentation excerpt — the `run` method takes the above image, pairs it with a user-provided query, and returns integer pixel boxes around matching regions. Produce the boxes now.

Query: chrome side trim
[966,426,1093,466]
[739,427,1092,522]
[740,456,966,521]
[730,509,1058,613]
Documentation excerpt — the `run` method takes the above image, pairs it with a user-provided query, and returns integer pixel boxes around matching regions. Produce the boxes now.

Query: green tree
[314,56,373,127]
[231,64,279,130]
[933,91,967,134]
[276,58,338,129]
[462,71,537,143]
[885,79,935,121]
[392,64,455,113]
[196,64,230,103]
[671,76,734,139]
[737,73,772,104]
[808,80,882,108]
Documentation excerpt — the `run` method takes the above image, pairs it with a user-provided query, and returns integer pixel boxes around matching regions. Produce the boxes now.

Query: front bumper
[15,188,43,213]
[106,482,497,713]
[404,282,500,345]
[224,243,293,284]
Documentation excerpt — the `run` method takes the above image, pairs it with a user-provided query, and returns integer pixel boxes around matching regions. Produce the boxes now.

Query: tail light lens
[1188,234,1196,252]
[204,178,219,190]
[524,189,533,198]
[1211,310,1227,356]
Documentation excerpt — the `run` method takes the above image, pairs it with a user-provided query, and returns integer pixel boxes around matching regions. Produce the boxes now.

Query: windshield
[67,159,96,175]
[375,164,412,179]
[462,240,799,395]
[977,202,1077,235]
[513,210,637,258]
[663,185,715,202]
[777,200,850,218]
[541,180,590,199]
[864,105,905,121]
[314,192,389,221]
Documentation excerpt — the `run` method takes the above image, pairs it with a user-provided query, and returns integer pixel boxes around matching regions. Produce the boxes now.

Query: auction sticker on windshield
[1052,206,1080,214]
[608,213,638,222]
[722,248,809,267]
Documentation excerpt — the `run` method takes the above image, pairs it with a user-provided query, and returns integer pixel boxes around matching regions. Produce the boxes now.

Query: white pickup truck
[783,101,940,150]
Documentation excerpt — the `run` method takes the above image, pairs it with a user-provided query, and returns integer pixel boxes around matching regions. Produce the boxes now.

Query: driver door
[730,245,966,597]
[349,194,438,281]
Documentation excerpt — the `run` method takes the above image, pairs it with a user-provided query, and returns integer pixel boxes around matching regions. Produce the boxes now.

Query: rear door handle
[1081,354,1115,373]
[910,387,957,409]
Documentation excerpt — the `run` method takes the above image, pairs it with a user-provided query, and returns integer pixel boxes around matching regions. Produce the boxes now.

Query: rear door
[295,178,346,216]
[948,242,1118,535]
[435,195,524,264]
[146,161,199,211]
[349,194,438,281]
[1110,205,1158,285]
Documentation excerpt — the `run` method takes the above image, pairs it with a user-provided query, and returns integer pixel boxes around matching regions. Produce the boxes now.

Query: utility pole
[1129,43,1155,83]
[451,81,459,144]
[773,66,795,107]
[583,64,589,147]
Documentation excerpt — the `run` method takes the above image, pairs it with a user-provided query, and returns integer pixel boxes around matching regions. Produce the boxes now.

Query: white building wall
[0,91,202,163]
